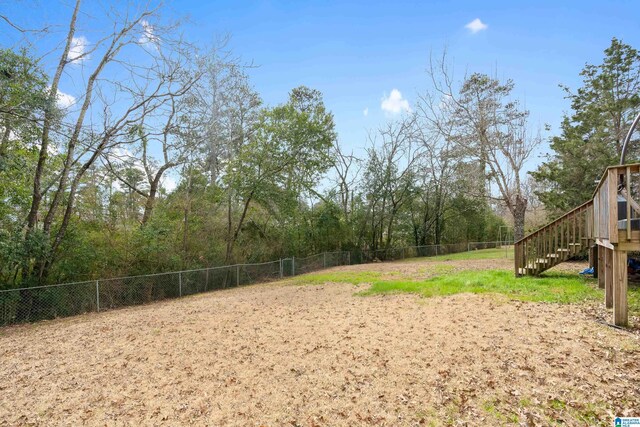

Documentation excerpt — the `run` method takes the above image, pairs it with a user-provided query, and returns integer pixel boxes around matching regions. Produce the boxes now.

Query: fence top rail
[0,244,508,294]
[296,254,323,261]
[362,242,505,252]
[0,280,95,294]
[239,259,283,268]
[0,251,349,293]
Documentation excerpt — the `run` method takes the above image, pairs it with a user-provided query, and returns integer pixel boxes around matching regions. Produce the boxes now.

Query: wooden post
[597,245,605,288]
[613,249,628,326]
[588,245,596,269]
[608,169,618,243]
[605,247,613,309]
[626,167,632,241]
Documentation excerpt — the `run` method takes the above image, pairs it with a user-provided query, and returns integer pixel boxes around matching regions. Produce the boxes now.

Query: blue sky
[3,0,640,167]
[179,0,640,162]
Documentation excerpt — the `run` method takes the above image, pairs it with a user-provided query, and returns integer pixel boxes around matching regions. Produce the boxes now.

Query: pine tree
[532,38,640,214]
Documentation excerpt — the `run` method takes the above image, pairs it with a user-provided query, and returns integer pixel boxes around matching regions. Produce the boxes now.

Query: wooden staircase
[515,201,594,276]
[514,163,640,326]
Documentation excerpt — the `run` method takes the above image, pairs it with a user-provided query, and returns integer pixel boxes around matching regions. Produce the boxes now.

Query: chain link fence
[0,241,512,327]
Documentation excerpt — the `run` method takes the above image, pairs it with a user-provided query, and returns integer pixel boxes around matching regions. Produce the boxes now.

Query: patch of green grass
[482,400,515,424]
[406,247,513,262]
[295,267,599,305]
[629,281,640,316]
[548,398,566,410]
[290,270,382,286]
[518,397,532,408]
[429,264,456,275]
[359,270,599,304]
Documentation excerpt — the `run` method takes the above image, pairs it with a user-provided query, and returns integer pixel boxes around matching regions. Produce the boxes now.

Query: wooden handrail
[515,200,593,244]
[517,163,640,245]
[591,163,640,199]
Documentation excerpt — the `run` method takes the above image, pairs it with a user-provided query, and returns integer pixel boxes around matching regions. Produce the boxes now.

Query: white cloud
[109,146,132,164]
[108,147,146,173]
[381,89,410,115]
[56,89,76,109]
[465,18,488,34]
[139,20,159,47]
[162,176,177,193]
[67,36,89,63]
[363,107,369,117]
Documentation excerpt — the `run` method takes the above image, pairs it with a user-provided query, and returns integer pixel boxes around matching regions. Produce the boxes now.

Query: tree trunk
[225,192,253,264]
[513,194,527,242]
[141,181,159,226]
[25,0,80,233]
[141,165,173,227]
[0,126,11,158]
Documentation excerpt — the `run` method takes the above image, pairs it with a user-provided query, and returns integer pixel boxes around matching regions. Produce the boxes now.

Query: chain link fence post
[236,265,240,286]
[96,280,100,312]
[292,256,296,276]
[323,252,327,268]
[179,272,182,297]
[279,259,283,278]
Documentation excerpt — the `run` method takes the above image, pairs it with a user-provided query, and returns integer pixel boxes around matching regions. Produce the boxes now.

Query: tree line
[1,1,638,289]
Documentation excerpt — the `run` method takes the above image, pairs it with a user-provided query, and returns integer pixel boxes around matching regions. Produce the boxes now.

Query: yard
[1,249,639,426]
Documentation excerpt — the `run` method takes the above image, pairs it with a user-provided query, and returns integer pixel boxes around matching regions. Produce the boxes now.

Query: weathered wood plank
[613,249,628,327]
[597,244,605,288]
[608,169,618,243]
[605,247,613,309]
[627,167,632,241]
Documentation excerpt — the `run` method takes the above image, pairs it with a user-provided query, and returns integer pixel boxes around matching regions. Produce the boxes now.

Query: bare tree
[16,0,195,284]
[426,52,541,241]
[101,51,201,226]
[330,142,361,221]
[362,116,420,250]
[409,83,464,245]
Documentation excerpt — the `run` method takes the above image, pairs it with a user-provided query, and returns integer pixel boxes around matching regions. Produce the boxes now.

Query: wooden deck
[515,163,640,326]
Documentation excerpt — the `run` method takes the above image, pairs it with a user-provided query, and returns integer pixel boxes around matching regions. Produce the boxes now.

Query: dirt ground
[1,258,639,426]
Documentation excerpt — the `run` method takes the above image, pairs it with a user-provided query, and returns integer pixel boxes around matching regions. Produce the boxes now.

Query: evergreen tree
[532,38,640,214]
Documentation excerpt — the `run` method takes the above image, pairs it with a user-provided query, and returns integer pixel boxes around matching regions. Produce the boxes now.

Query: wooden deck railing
[516,163,640,276]
[514,201,593,276]
[592,163,640,245]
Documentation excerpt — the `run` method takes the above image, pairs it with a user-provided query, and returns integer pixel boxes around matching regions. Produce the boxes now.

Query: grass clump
[296,268,599,304]
[291,270,382,286]
[359,270,599,304]
[412,247,513,262]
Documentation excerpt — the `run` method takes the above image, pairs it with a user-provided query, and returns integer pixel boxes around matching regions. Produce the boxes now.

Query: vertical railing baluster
[627,166,632,241]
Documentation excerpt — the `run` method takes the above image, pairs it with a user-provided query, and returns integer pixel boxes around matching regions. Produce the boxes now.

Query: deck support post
[605,247,613,309]
[597,245,605,288]
[613,249,629,326]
